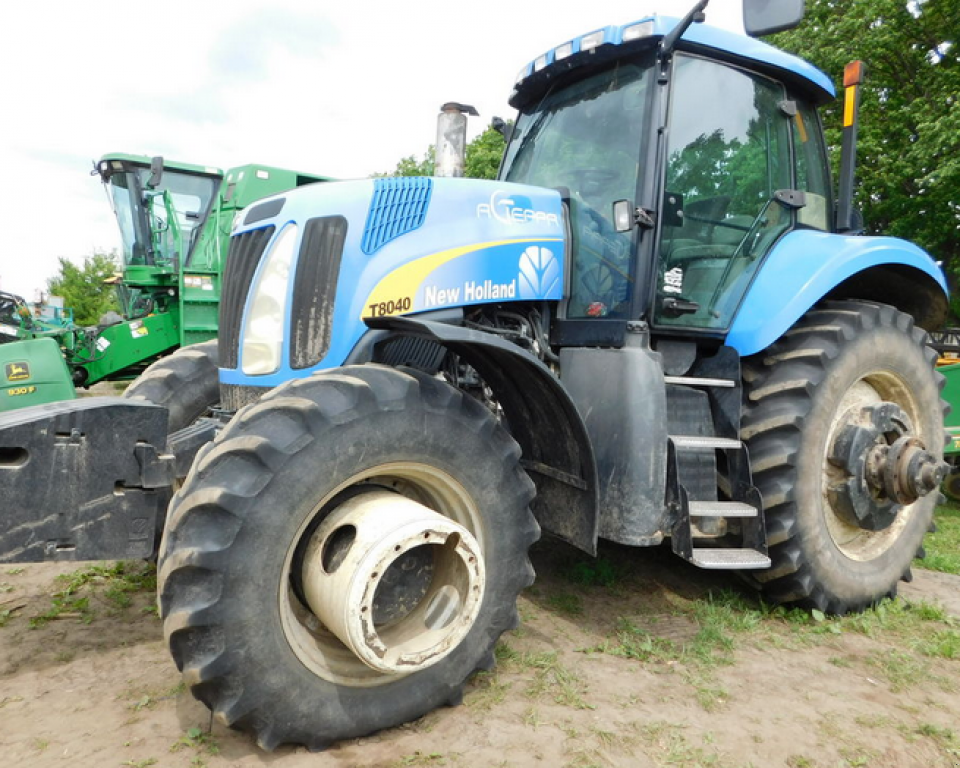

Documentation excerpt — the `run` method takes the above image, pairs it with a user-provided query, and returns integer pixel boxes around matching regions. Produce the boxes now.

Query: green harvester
[0,154,332,411]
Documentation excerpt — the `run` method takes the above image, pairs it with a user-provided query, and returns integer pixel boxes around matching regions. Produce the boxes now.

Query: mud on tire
[157,365,538,750]
[741,300,945,613]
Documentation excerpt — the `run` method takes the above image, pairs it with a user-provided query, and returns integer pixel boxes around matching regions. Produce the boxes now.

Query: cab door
[654,54,793,331]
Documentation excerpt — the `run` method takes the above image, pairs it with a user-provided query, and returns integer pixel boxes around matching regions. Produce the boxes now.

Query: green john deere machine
[0,155,332,411]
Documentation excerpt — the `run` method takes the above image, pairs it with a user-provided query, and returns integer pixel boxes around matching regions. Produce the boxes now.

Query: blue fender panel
[726,230,948,357]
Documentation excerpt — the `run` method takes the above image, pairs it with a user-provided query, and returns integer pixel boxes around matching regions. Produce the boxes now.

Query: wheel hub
[299,489,485,674]
[828,402,946,531]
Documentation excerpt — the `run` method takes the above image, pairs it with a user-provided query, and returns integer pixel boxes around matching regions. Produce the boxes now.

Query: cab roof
[510,14,835,110]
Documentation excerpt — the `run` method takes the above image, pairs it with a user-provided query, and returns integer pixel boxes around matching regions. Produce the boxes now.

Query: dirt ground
[1,541,959,768]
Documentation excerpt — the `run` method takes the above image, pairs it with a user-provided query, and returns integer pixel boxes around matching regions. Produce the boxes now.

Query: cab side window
[792,100,832,232]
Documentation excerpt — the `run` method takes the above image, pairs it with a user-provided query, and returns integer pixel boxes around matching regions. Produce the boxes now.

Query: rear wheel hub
[828,402,946,532]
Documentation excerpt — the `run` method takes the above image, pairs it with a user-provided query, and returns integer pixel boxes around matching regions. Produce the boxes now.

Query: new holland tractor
[0,0,950,750]
[0,155,332,415]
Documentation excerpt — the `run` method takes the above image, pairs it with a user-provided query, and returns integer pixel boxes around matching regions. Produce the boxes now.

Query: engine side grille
[373,336,447,374]
[361,177,432,255]
[219,226,275,370]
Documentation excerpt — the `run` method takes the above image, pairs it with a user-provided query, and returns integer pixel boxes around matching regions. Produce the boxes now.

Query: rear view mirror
[743,0,805,37]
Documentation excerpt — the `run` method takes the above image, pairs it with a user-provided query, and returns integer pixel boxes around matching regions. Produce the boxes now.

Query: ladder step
[664,376,737,388]
[690,548,770,570]
[671,435,742,450]
[688,501,758,518]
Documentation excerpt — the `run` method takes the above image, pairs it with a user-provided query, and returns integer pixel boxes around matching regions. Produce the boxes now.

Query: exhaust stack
[435,102,479,178]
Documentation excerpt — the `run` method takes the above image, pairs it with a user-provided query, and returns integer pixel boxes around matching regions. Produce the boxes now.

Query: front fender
[726,230,948,357]
[365,315,599,555]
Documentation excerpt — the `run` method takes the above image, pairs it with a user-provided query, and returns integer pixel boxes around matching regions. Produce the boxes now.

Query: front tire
[123,340,219,432]
[741,301,945,613]
[157,365,538,749]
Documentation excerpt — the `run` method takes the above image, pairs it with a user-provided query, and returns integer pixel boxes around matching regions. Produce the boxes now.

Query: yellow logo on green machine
[5,362,30,382]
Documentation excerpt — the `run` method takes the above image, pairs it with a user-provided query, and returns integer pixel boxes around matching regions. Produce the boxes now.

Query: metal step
[690,548,771,570]
[664,376,737,388]
[670,435,742,450]
[688,501,758,518]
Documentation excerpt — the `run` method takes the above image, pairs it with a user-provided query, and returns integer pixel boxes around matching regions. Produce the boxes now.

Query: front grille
[219,226,275,370]
[290,216,347,370]
[360,177,432,254]
[220,383,270,412]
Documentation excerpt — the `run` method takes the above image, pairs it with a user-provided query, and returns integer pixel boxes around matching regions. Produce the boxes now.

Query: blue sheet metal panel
[222,178,565,388]
[725,229,947,357]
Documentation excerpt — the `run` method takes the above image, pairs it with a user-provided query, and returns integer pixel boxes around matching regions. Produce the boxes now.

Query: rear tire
[157,365,538,750]
[123,340,219,432]
[741,301,944,613]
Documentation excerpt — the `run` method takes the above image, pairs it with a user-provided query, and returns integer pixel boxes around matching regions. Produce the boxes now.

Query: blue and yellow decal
[362,236,565,319]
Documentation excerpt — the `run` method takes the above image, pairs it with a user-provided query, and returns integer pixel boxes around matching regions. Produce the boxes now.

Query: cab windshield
[107,168,219,269]
[502,58,654,318]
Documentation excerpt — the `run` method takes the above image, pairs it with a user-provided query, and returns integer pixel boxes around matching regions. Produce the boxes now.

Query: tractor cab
[502,5,834,333]
[96,155,223,317]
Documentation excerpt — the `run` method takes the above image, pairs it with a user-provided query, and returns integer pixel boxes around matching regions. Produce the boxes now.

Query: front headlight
[241,224,298,375]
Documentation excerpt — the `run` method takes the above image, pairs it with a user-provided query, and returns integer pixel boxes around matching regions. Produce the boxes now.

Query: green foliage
[28,561,156,628]
[463,125,507,180]
[388,146,436,178]
[380,123,508,180]
[46,251,120,325]
[917,504,960,575]
[772,0,960,298]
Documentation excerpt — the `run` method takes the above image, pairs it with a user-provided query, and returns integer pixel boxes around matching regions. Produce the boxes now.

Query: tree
[772,0,960,300]
[379,123,508,179]
[463,125,507,180]
[47,251,120,326]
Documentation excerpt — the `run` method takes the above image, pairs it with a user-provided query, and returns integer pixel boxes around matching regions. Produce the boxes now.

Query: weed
[786,756,816,767]
[523,652,594,710]
[465,671,509,711]
[121,760,158,768]
[29,561,156,628]
[0,609,12,628]
[916,628,960,659]
[561,556,619,587]
[865,649,931,692]
[6,567,24,576]
[0,582,13,593]
[29,595,93,628]
[547,592,583,616]
[637,720,732,766]
[170,727,220,756]
[392,752,446,766]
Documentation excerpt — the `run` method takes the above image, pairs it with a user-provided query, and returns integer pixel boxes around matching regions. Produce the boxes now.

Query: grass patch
[523,651,594,710]
[170,726,220,766]
[29,561,156,628]
[546,592,583,616]
[917,505,960,575]
[637,721,733,767]
[560,556,620,588]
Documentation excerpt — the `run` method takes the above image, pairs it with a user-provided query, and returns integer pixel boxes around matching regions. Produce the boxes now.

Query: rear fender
[365,315,599,555]
[727,230,948,356]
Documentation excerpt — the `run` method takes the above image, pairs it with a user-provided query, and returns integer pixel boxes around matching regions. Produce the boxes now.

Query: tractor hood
[221,177,566,390]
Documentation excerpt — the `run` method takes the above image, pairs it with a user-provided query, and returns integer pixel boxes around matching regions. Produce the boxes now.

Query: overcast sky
[0,0,745,300]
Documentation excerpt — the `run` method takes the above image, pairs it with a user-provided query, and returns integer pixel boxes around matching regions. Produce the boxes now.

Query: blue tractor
[0,0,949,749]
